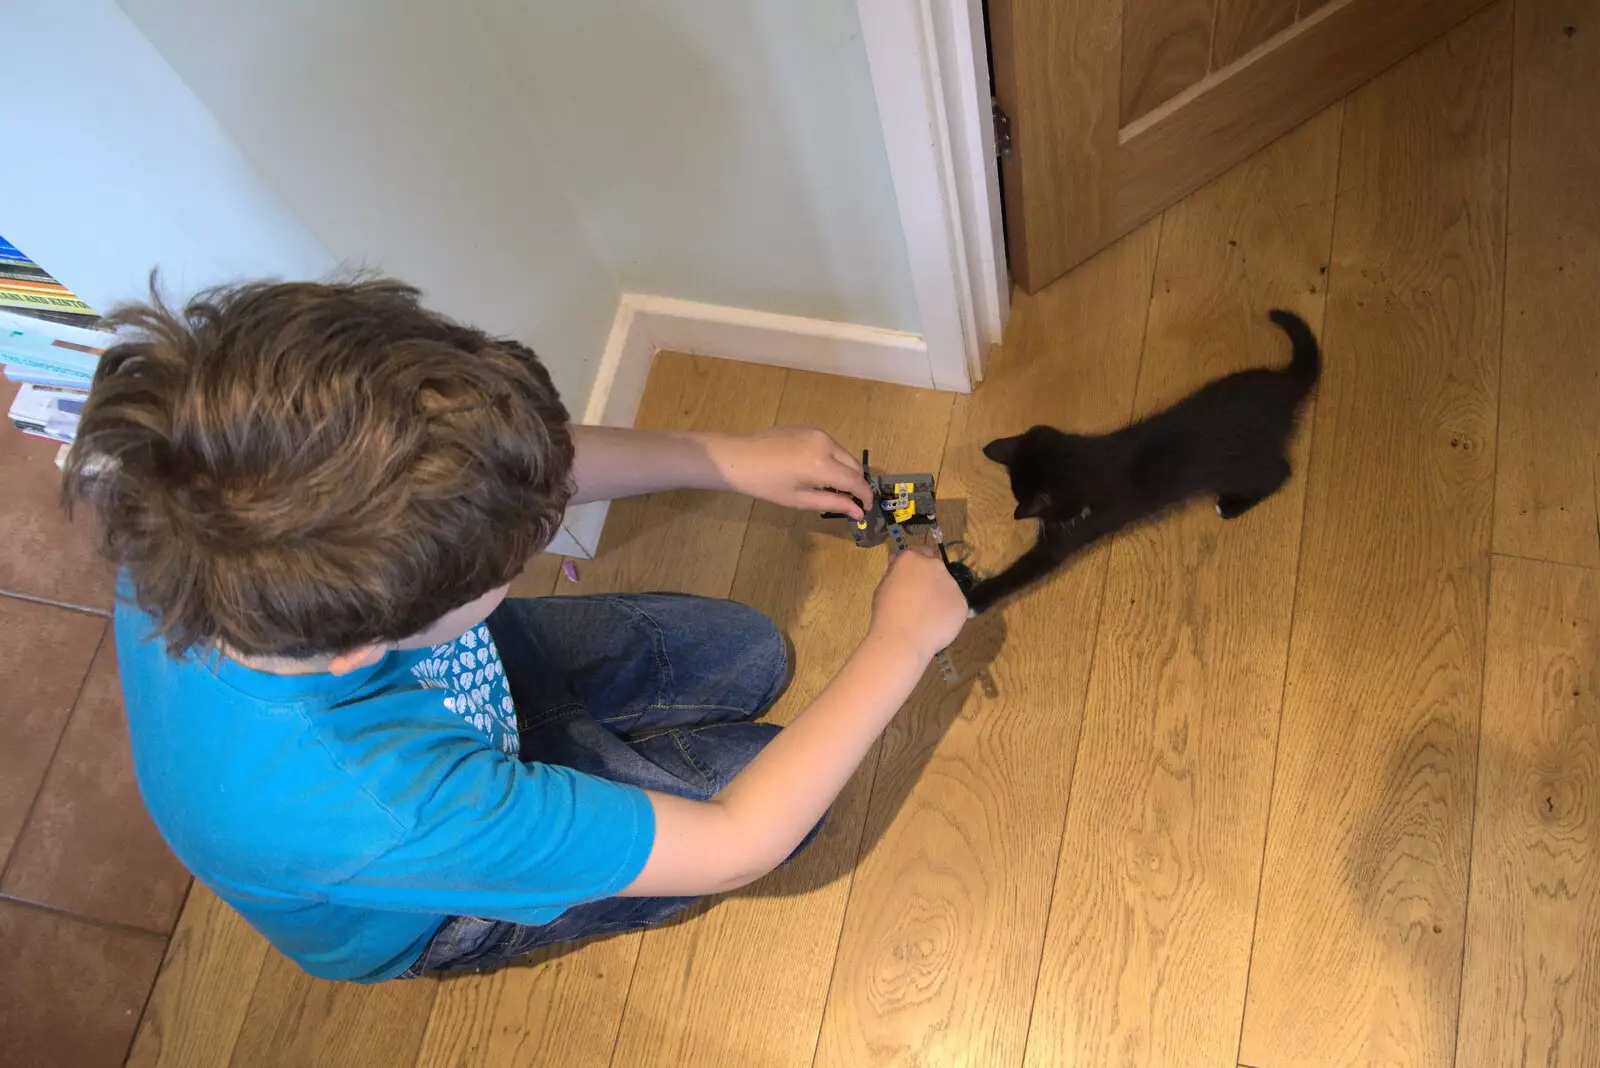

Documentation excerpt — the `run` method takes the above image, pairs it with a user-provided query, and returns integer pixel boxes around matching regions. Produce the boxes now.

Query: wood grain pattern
[812,223,1160,1068]
[995,0,1491,293]
[988,0,1124,290]
[608,374,954,1068]
[1456,555,1600,1067]
[1239,7,1510,1066]
[413,944,638,1068]
[1212,0,1299,67]
[127,885,270,1068]
[1492,0,1600,569]
[226,951,438,1068]
[1118,0,1498,249]
[1120,0,1218,125]
[1020,104,1340,1068]
[508,551,565,599]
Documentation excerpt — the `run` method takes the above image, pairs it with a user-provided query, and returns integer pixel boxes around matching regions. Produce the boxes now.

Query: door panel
[992,0,1495,291]
[1212,0,1298,68]
[1121,0,1216,124]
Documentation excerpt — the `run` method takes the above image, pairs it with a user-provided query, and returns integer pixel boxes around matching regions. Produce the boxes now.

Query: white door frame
[856,0,1008,392]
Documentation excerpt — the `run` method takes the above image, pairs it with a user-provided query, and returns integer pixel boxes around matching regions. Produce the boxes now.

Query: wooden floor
[127,4,1600,1066]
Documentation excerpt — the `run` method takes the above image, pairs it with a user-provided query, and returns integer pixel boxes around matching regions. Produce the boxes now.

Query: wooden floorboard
[1238,6,1511,1067]
[1491,0,1600,570]
[411,941,638,1068]
[508,551,566,600]
[607,374,955,1068]
[127,885,270,1068]
[1455,554,1600,1067]
[812,224,1161,1068]
[226,951,437,1068]
[1019,102,1342,1068]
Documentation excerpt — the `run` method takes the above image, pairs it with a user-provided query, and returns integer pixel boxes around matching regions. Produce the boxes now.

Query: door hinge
[992,101,1012,163]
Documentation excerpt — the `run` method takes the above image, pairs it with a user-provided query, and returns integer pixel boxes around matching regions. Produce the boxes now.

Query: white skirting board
[542,293,937,559]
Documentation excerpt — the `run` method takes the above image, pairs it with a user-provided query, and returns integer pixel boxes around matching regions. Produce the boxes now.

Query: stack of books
[0,235,100,328]
[0,235,112,464]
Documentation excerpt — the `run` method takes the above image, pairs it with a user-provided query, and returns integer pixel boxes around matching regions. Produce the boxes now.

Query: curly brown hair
[63,277,573,658]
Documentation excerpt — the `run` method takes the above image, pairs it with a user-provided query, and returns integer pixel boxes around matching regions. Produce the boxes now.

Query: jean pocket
[626,728,718,797]
[677,721,783,792]
[418,916,509,975]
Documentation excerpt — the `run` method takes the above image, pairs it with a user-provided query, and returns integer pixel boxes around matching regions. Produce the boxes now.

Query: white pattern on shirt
[409,623,518,755]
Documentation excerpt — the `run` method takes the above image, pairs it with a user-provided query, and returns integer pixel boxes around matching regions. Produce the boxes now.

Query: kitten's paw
[1216,493,1265,520]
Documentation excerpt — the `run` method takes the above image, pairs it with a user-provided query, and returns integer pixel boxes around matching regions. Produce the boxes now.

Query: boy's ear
[983,435,1021,465]
[329,644,386,676]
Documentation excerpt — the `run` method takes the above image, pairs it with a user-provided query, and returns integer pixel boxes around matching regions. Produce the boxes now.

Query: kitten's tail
[1268,308,1321,390]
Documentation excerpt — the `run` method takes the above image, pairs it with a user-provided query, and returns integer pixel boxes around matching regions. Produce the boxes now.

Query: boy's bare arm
[568,425,872,518]
[617,549,968,898]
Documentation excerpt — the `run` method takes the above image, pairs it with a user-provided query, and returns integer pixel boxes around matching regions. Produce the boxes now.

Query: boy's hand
[870,548,969,661]
[704,427,873,519]
[627,546,969,899]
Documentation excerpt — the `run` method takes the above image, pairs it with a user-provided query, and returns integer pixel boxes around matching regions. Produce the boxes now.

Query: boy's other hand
[870,548,969,661]
[706,427,874,519]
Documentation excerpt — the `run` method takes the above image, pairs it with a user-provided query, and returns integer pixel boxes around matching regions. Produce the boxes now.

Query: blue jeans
[401,592,808,977]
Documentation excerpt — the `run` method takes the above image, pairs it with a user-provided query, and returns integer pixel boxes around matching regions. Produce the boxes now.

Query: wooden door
[990,0,1495,291]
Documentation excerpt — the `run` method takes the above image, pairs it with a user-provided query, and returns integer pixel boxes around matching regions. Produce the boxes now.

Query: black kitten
[965,309,1320,615]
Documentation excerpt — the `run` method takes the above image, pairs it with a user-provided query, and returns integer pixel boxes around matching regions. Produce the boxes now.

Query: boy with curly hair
[67,278,967,981]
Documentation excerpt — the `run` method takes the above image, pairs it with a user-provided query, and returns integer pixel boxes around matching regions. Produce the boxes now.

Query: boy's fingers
[829,445,865,478]
[827,451,872,502]
[806,487,864,518]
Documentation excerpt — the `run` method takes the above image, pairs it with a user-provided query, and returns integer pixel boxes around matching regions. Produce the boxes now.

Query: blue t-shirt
[115,602,656,983]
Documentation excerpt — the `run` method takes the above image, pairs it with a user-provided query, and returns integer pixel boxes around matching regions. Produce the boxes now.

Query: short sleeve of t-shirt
[320,712,657,920]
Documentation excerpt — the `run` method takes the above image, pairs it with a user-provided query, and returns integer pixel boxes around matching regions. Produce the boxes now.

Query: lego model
[824,452,976,683]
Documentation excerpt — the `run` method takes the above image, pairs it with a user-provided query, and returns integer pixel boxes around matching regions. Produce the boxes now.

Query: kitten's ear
[1013,491,1051,520]
[983,435,1021,464]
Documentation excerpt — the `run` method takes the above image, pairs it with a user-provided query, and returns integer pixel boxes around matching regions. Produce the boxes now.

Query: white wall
[7,0,921,410]
[0,1,335,320]
[115,0,621,407]
[471,0,922,334]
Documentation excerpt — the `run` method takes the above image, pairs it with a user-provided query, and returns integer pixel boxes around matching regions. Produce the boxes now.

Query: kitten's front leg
[964,575,1012,616]
[965,521,1084,614]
